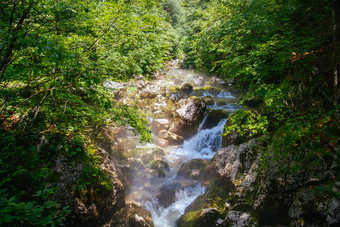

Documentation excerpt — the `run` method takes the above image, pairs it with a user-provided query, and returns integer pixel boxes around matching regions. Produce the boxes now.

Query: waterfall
[145,117,228,226]
[217,91,235,98]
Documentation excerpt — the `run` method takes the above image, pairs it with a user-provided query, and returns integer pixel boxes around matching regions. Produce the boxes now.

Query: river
[125,64,240,226]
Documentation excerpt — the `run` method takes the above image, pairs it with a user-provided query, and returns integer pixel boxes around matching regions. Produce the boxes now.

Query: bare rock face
[55,148,126,226]
[169,96,206,138]
[178,138,340,227]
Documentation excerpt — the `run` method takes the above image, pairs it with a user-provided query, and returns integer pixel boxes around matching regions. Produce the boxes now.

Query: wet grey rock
[174,96,205,123]
[178,159,209,182]
[181,83,193,95]
[201,110,228,130]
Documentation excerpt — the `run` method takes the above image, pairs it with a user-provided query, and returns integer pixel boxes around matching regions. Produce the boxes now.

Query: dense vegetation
[0,0,176,225]
[182,0,339,176]
[0,0,339,225]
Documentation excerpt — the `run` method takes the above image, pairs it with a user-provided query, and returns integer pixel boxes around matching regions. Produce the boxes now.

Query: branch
[81,17,118,55]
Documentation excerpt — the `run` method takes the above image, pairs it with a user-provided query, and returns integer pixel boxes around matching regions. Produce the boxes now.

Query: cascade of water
[130,68,239,226]
[145,184,205,227]
[202,91,213,96]
[145,117,228,226]
[217,91,235,98]
[197,113,209,131]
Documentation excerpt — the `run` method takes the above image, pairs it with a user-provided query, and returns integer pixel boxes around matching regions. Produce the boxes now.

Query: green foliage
[224,109,268,137]
[0,0,174,224]
[185,0,339,178]
[0,188,69,226]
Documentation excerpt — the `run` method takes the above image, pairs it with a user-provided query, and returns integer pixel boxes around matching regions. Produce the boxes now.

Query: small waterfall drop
[145,116,228,226]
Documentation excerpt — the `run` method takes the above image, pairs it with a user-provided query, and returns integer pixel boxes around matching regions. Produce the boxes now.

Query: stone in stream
[169,96,206,139]
[201,109,229,130]
[200,95,215,106]
[178,159,209,183]
[180,83,193,95]
[107,202,154,227]
[156,179,200,208]
[157,130,184,146]
[151,119,170,134]
[139,84,164,99]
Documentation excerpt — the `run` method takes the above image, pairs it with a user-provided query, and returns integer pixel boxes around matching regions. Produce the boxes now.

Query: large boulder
[178,138,340,227]
[169,96,206,138]
[180,83,193,95]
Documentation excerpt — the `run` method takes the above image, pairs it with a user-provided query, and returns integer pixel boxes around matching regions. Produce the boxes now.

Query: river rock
[180,83,193,95]
[209,77,225,86]
[201,110,228,130]
[107,203,154,227]
[178,159,209,182]
[139,84,163,99]
[175,96,205,122]
[192,76,205,86]
[169,96,206,138]
[201,95,215,106]
[158,130,184,146]
[151,119,170,134]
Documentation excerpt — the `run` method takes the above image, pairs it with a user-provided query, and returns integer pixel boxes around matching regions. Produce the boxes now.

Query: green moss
[178,210,201,227]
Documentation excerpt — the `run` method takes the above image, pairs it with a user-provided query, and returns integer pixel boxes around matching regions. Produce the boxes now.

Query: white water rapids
[144,117,228,227]
[126,67,240,226]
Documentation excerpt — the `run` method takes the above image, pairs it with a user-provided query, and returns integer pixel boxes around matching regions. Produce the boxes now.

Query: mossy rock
[201,95,215,106]
[203,85,223,96]
[217,100,226,106]
[178,159,209,181]
[177,206,221,227]
[147,159,169,171]
[192,88,204,96]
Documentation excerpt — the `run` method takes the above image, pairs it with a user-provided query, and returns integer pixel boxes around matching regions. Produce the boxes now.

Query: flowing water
[128,66,240,226]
